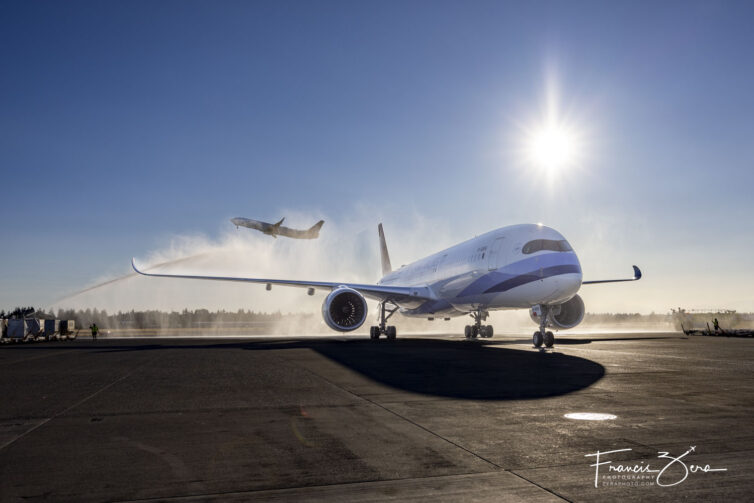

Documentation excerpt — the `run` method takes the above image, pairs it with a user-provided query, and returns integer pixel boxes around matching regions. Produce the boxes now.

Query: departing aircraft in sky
[133,223,640,347]
[230,217,325,239]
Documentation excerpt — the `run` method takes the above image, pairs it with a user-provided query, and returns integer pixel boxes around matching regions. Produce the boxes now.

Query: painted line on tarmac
[0,353,158,452]
[272,350,503,472]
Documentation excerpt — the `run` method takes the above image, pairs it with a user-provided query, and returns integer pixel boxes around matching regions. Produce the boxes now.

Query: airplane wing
[131,259,435,302]
[582,265,642,285]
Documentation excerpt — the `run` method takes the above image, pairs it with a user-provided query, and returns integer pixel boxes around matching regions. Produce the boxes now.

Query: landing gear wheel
[533,331,544,347]
[375,301,398,341]
[464,325,472,339]
[467,309,489,340]
[544,331,555,348]
[386,326,397,340]
[484,325,494,338]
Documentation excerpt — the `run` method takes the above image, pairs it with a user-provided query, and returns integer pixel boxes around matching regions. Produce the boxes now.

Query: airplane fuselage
[378,224,582,317]
[230,217,324,239]
[231,217,273,234]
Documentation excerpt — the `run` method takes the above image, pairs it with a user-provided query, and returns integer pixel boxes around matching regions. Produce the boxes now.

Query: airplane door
[487,237,506,271]
[433,254,447,273]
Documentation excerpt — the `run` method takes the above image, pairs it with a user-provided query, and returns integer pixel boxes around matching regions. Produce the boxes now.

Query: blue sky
[2,0,753,313]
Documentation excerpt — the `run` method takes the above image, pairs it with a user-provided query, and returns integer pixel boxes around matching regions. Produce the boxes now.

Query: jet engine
[529,294,585,329]
[322,287,368,332]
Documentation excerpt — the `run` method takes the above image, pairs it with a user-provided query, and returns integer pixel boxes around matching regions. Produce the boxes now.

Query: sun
[527,124,577,170]
[515,74,587,180]
[525,121,580,174]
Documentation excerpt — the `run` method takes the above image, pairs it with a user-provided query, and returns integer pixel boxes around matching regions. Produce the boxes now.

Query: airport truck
[26,319,43,341]
[0,319,77,343]
[59,320,77,340]
[5,319,41,342]
[43,319,58,341]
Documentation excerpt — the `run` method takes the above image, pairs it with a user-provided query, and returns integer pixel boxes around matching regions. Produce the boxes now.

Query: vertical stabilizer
[307,220,325,237]
[378,223,392,276]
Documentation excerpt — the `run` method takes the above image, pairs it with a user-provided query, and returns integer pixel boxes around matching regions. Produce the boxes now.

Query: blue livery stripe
[457,253,581,298]
[483,264,582,294]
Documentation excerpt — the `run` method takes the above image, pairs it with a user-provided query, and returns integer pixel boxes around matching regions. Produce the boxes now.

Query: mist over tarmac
[52,208,455,318]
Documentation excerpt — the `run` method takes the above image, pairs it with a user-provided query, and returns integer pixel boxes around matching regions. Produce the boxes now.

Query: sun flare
[527,124,578,172]
[516,76,587,179]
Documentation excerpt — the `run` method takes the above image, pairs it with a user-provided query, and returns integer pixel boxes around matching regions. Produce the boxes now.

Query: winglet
[132,258,145,275]
[378,223,392,276]
[273,217,285,230]
[633,265,642,280]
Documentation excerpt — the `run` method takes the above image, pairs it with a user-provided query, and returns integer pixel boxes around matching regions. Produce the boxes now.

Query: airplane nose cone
[562,271,582,295]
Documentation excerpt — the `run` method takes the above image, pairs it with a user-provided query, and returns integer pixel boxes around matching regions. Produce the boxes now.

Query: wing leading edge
[131,259,435,302]
[582,265,642,285]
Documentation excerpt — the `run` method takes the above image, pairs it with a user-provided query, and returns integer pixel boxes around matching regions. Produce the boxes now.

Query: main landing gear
[465,309,494,339]
[532,305,555,348]
[370,301,398,340]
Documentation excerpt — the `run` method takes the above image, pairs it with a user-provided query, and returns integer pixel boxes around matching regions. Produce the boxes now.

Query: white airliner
[230,217,325,239]
[132,223,640,347]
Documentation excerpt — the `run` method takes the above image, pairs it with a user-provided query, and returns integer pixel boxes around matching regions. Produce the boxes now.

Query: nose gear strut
[532,305,555,348]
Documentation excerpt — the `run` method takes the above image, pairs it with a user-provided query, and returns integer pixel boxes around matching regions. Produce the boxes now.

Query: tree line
[0,307,292,329]
[3,307,748,330]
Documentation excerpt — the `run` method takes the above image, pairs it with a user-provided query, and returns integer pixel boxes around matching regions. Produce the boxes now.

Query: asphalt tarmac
[0,333,752,502]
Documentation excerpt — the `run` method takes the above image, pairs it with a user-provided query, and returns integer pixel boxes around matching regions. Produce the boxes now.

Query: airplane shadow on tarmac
[248,338,606,400]
[483,335,683,346]
[5,338,606,400]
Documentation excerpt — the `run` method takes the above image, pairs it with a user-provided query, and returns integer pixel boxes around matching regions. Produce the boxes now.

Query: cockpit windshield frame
[522,239,573,254]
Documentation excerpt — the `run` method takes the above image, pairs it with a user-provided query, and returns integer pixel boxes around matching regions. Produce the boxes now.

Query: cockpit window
[522,239,572,254]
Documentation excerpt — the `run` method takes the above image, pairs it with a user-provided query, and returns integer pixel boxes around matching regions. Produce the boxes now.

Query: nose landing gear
[465,309,494,339]
[532,305,555,348]
[543,331,555,347]
[533,330,555,347]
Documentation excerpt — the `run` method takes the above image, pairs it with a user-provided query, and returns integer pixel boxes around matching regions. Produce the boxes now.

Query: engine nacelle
[529,294,585,330]
[322,287,368,332]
